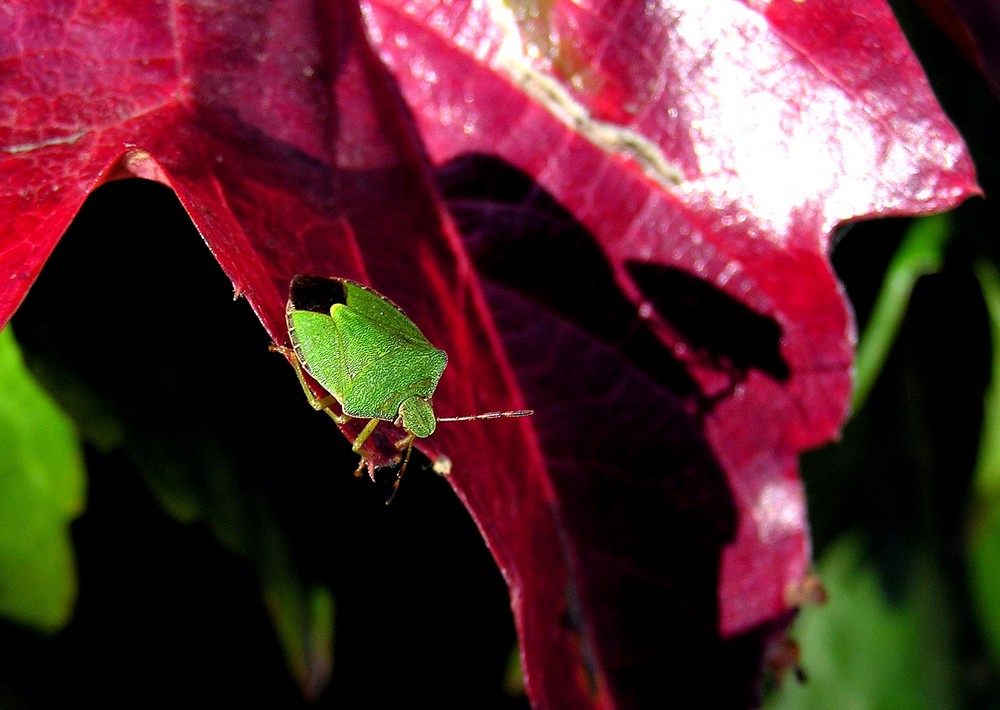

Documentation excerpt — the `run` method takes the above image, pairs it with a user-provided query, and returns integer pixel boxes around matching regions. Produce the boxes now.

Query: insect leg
[270,344,346,422]
[385,433,415,505]
[351,418,381,453]
[348,418,381,481]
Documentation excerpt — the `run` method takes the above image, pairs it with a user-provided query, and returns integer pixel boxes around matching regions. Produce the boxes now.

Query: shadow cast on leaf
[438,154,777,706]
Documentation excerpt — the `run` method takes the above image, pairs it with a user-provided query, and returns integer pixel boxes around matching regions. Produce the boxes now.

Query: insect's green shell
[287,278,448,438]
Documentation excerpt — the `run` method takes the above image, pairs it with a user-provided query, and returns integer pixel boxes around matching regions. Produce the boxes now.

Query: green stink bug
[271,275,532,502]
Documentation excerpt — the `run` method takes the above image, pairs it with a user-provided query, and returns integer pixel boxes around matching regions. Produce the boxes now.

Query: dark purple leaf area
[0,0,978,707]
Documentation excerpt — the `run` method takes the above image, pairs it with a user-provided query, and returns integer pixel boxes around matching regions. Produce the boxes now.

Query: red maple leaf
[0,0,978,706]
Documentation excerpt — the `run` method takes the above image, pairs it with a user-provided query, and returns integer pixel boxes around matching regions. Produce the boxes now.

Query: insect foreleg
[270,344,347,422]
[351,418,381,453]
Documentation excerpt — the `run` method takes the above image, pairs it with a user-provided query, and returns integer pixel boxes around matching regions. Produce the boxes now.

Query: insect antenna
[437,409,534,422]
[383,410,530,503]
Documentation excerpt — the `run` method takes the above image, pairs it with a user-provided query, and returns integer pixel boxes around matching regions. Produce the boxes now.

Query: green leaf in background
[502,641,526,698]
[852,214,952,412]
[967,261,1000,671]
[766,534,959,709]
[6,182,339,699]
[132,434,336,698]
[0,325,85,632]
[265,579,334,700]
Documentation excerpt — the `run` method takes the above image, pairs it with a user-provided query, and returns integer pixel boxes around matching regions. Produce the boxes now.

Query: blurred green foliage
[770,2,1000,706]
[768,534,958,709]
[852,215,952,413]
[967,261,1000,674]
[0,327,85,632]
